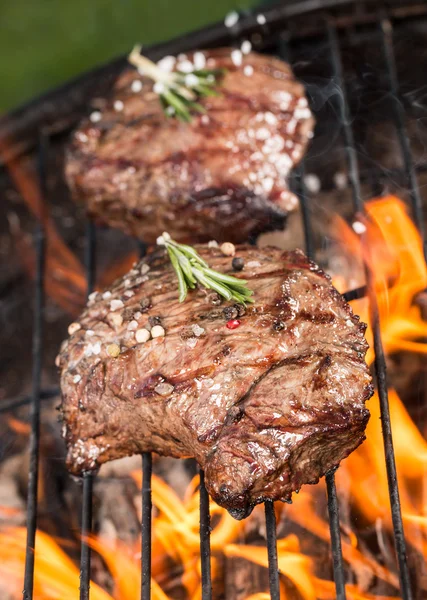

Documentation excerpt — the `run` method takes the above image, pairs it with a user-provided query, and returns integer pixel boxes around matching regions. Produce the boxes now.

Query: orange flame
[332,195,427,363]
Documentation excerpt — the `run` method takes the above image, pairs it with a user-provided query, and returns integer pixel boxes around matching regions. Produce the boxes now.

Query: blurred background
[0,0,258,112]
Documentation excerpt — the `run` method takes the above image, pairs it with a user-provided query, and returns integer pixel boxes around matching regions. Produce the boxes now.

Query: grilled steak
[65,49,314,244]
[58,246,372,518]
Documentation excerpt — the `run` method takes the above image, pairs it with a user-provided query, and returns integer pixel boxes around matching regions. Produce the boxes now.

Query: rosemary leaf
[167,247,188,302]
[192,268,233,301]
[201,267,249,288]
[160,233,254,304]
[128,46,225,122]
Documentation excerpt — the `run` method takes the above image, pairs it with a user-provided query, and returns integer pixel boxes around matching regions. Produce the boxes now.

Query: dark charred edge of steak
[68,177,289,244]
[204,404,371,520]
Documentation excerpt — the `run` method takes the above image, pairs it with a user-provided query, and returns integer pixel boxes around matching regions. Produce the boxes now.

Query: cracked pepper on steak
[65,49,314,244]
[58,246,372,518]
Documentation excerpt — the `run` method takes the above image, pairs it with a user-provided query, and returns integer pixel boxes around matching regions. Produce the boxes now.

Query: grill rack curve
[16,2,427,599]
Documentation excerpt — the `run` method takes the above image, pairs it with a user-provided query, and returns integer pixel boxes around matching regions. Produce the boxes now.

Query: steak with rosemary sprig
[58,246,372,519]
[65,48,314,244]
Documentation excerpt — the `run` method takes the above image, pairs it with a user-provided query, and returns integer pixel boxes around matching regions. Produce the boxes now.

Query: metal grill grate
[12,1,427,599]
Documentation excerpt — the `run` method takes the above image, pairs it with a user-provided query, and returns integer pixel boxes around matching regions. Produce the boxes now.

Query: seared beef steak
[58,246,372,518]
[65,49,314,244]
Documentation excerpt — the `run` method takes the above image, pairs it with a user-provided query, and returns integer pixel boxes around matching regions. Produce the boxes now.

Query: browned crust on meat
[65,49,314,244]
[58,246,372,517]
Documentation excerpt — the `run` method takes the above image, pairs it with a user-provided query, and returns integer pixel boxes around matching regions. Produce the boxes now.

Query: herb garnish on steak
[58,246,372,519]
[65,48,314,244]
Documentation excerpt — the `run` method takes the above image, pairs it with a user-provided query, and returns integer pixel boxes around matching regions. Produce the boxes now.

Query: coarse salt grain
[191,324,205,337]
[102,291,112,300]
[185,73,199,87]
[153,82,165,94]
[334,172,347,189]
[114,100,124,112]
[166,106,175,116]
[220,242,235,256]
[193,51,206,70]
[241,40,252,54]
[208,240,219,248]
[141,264,150,274]
[304,173,321,194]
[154,382,175,396]
[151,325,165,338]
[131,79,143,93]
[224,11,239,28]
[246,260,261,268]
[178,60,194,73]
[201,115,210,125]
[88,291,98,302]
[186,338,198,349]
[231,49,243,67]
[244,65,254,76]
[352,221,367,234]
[110,299,124,311]
[86,330,94,337]
[73,374,81,384]
[107,343,121,357]
[92,342,101,355]
[89,111,102,123]
[68,322,81,335]
[77,132,88,143]
[136,328,151,343]
[256,14,266,25]
[157,55,176,72]
[111,313,123,328]
[128,320,139,331]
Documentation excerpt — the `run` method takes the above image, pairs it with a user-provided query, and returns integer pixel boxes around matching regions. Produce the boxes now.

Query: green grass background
[0,0,258,112]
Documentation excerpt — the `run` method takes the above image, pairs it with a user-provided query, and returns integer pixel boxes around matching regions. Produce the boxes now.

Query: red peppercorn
[226,319,241,330]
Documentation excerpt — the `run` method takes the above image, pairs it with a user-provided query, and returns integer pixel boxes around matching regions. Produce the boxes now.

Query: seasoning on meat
[65,49,314,244]
[58,245,372,518]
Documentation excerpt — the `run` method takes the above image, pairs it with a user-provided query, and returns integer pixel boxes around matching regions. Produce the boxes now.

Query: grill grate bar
[199,470,213,600]
[292,146,347,599]
[380,18,426,255]
[327,22,363,213]
[325,471,347,599]
[22,135,47,600]
[264,501,280,600]
[80,473,94,600]
[79,220,97,600]
[141,452,153,600]
[327,21,413,599]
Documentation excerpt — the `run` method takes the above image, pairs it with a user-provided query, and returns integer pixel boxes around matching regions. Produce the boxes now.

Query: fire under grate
[5,1,427,599]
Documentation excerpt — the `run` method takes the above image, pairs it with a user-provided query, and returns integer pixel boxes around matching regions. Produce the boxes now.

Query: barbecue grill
[2,1,427,599]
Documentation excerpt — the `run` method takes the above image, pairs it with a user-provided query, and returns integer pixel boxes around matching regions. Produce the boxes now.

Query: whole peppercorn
[273,319,285,331]
[232,257,245,271]
[149,315,162,327]
[223,306,239,320]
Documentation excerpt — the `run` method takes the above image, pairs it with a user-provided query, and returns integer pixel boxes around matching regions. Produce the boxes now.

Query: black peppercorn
[273,319,285,331]
[149,315,162,327]
[235,303,246,317]
[232,257,244,271]
[223,306,239,320]
[140,297,152,312]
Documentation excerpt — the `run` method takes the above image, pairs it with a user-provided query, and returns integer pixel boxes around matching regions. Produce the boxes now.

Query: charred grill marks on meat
[58,246,372,518]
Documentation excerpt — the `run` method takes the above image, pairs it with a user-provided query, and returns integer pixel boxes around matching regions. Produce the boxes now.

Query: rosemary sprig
[128,45,225,122]
[157,233,254,305]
